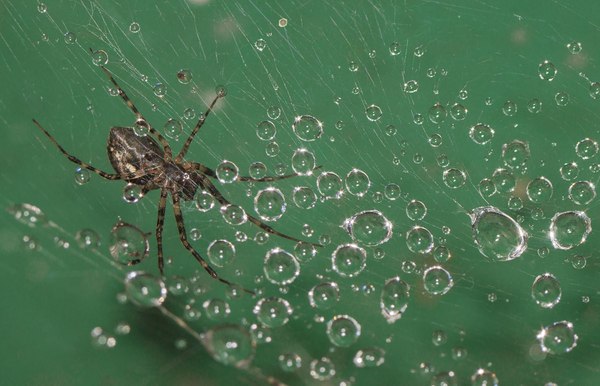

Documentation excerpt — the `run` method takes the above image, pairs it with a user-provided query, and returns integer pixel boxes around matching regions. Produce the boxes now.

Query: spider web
[2,0,600,384]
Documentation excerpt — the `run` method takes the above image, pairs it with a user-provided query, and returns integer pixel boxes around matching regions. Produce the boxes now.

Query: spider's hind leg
[171,193,255,295]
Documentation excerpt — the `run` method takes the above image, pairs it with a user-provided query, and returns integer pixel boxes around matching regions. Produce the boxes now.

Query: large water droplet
[202,324,255,367]
[343,210,393,246]
[568,181,596,205]
[538,60,557,81]
[326,315,361,347]
[109,221,149,265]
[264,248,300,285]
[216,160,239,183]
[124,271,166,307]
[292,186,317,209]
[423,266,454,295]
[405,226,434,254]
[309,282,340,309]
[331,243,366,277]
[254,297,292,328]
[317,172,344,199]
[292,115,323,141]
[531,273,561,309]
[345,168,371,197]
[291,148,316,175]
[502,140,530,169]
[380,276,410,323]
[469,206,527,261]
[254,187,286,221]
[537,321,578,354]
[469,123,494,145]
[526,176,553,203]
[207,239,236,267]
[549,211,591,250]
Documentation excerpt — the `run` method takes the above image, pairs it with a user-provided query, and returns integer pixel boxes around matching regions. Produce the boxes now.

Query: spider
[33,60,320,294]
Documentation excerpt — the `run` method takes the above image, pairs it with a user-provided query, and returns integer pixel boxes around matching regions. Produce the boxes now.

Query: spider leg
[89,53,173,159]
[156,187,168,275]
[185,162,323,182]
[199,174,323,247]
[175,93,223,163]
[171,192,255,295]
[33,119,153,181]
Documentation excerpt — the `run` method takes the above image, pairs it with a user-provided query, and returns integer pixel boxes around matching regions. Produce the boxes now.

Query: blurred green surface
[2,0,600,385]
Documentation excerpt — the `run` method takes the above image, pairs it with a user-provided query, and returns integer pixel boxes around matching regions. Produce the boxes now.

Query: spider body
[33,61,320,294]
[108,126,199,199]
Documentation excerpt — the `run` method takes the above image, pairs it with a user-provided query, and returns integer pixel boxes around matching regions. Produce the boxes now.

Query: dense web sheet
[3,0,600,385]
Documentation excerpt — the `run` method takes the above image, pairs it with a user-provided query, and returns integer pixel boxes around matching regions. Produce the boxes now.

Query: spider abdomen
[107,126,163,188]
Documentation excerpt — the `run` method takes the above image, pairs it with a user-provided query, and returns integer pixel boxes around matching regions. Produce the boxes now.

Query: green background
[2,0,600,384]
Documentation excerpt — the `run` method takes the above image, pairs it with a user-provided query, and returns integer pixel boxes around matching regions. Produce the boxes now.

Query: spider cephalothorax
[33,60,320,294]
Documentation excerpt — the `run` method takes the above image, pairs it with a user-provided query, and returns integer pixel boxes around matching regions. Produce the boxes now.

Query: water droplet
[406,200,427,221]
[502,100,517,116]
[254,38,266,51]
[279,353,301,372]
[479,178,497,197]
[216,160,239,183]
[91,50,108,66]
[366,104,382,121]
[449,103,467,121]
[195,190,215,212]
[202,298,231,320]
[555,92,570,106]
[248,162,267,179]
[256,120,276,141]
[589,82,600,99]
[129,22,140,33]
[309,282,339,309]
[176,69,192,84]
[405,226,434,254]
[122,183,144,203]
[348,61,359,72]
[254,187,286,221]
[278,18,288,28]
[432,330,447,346]
[380,276,410,323]
[317,171,344,199]
[153,82,166,97]
[310,357,335,381]
[538,60,557,81]
[531,273,561,309]
[163,118,183,140]
[443,168,467,188]
[414,45,425,57]
[76,229,100,249]
[109,221,149,265]
[568,181,596,205]
[267,106,281,120]
[291,148,316,175]
[428,103,447,124]
[423,266,453,295]
[293,241,317,263]
[575,138,599,159]
[207,239,236,267]
[254,297,292,328]
[492,168,516,193]
[471,368,499,386]
[526,176,553,203]
[527,98,543,113]
[559,162,578,180]
[220,205,248,225]
[384,183,401,200]
[403,80,419,93]
[433,245,451,263]
[203,324,255,367]
[264,248,299,285]
[167,275,190,296]
[502,140,530,169]
[469,123,494,145]
[292,186,317,209]
[567,41,582,54]
[343,210,393,246]
[326,315,361,347]
[389,42,401,55]
[124,271,166,307]
[537,320,578,354]
[37,3,47,13]
[74,167,90,185]
[292,115,323,141]
[332,243,366,277]
[549,211,591,250]
[353,347,385,368]
[470,206,527,261]
[64,31,77,44]
[345,168,371,197]
[429,133,443,147]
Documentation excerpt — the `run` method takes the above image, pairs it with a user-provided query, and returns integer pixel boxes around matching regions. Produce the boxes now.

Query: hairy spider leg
[32,119,149,181]
[198,173,323,247]
[171,193,255,295]
[175,93,223,163]
[156,188,168,274]
[187,162,324,182]
[94,62,173,159]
